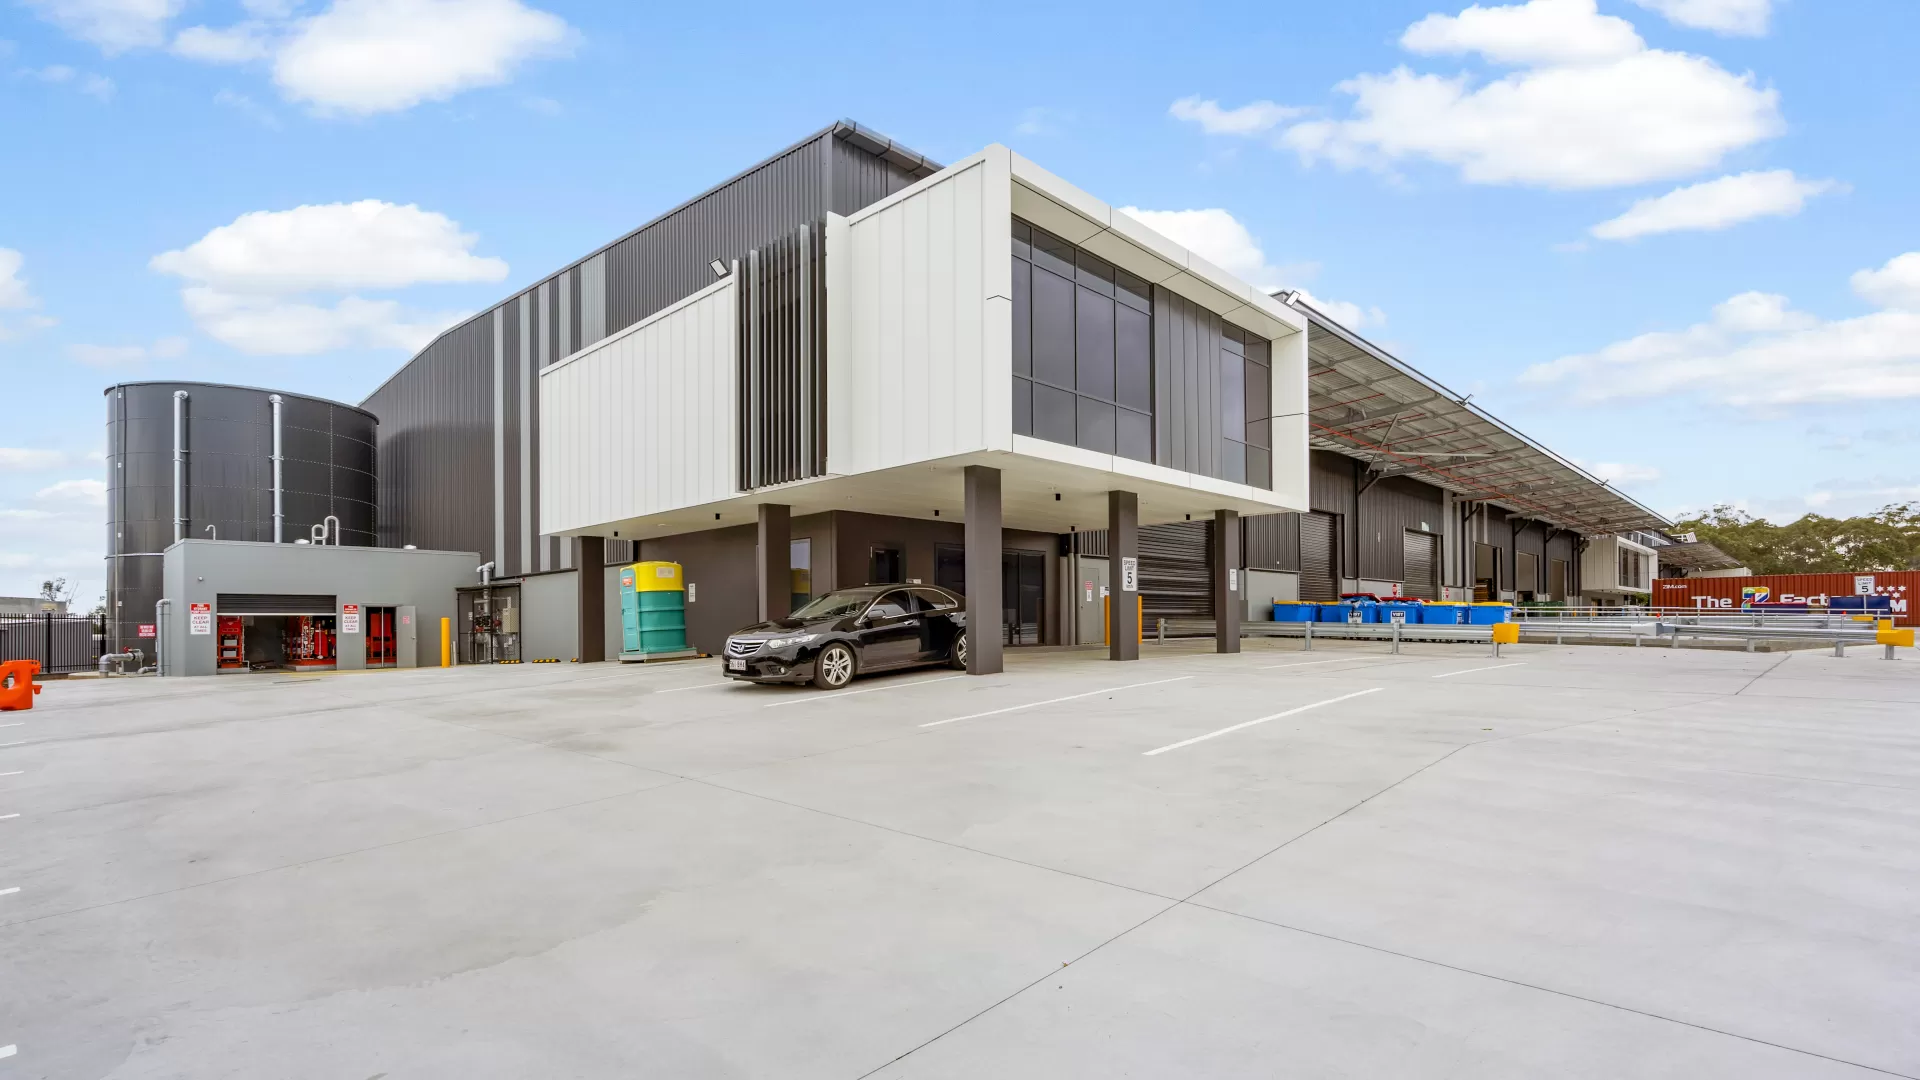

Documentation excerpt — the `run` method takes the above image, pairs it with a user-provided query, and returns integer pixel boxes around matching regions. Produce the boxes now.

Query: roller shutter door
[1299,513,1337,601]
[217,593,336,615]
[1402,532,1438,600]
[1140,521,1212,620]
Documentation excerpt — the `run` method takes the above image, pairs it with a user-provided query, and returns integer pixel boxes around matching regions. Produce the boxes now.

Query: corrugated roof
[1656,540,1745,571]
[1284,294,1670,536]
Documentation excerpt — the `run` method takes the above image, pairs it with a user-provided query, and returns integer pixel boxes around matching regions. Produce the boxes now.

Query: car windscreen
[789,590,877,620]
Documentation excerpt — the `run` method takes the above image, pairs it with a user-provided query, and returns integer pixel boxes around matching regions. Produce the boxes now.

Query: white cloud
[35,478,107,505]
[65,335,188,368]
[22,0,181,53]
[152,199,507,293]
[1851,253,1920,312]
[1629,0,1771,36]
[19,64,117,100]
[1520,252,1920,406]
[1574,459,1663,486]
[1168,96,1303,136]
[172,23,272,63]
[273,0,572,114]
[1401,0,1645,66]
[1183,0,1783,190]
[213,88,280,127]
[151,199,503,354]
[1116,206,1385,330]
[1288,288,1388,331]
[1590,170,1840,240]
[0,449,67,471]
[0,248,35,310]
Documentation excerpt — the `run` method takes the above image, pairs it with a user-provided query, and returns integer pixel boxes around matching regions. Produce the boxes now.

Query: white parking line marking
[922,676,1195,728]
[0,887,18,897]
[0,742,25,749]
[1432,663,1527,679]
[1144,688,1385,756]
[651,683,731,694]
[764,674,965,708]
[0,814,16,821]
[0,723,22,729]
[0,771,19,777]
[1260,657,1384,670]
[0,1045,14,1059]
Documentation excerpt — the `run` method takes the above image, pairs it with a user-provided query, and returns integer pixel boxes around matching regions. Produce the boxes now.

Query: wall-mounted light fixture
[709,259,728,278]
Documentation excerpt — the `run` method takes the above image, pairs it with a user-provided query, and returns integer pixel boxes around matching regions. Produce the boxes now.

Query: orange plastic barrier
[0,659,43,711]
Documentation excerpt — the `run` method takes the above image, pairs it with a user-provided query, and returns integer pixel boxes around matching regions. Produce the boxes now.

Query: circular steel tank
[103,382,377,654]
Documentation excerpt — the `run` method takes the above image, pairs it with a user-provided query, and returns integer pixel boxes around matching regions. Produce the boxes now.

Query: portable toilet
[620,561,697,661]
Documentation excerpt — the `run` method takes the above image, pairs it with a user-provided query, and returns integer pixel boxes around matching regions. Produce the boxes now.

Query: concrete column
[757,503,791,623]
[1213,509,1241,653]
[1109,490,1139,661]
[576,535,605,662]
[964,465,1003,675]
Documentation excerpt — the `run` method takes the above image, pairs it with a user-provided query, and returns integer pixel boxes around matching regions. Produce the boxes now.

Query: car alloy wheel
[814,643,855,689]
[951,633,968,670]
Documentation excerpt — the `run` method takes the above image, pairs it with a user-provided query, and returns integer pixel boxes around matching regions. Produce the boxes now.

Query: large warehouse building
[117,120,1671,674]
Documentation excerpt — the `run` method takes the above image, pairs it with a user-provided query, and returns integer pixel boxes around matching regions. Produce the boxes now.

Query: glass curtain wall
[1221,325,1272,488]
[1011,220,1154,463]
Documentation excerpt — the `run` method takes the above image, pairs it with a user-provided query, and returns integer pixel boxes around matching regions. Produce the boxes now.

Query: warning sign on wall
[341,603,361,634]
[137,624,156,638]
[189,603,211,635]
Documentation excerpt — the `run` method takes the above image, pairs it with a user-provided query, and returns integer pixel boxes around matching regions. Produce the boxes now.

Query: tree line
[1673,503,1920,576]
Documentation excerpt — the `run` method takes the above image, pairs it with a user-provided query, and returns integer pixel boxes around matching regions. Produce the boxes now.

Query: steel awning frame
[1284,295,1671,537]
[1655,540,1744,572]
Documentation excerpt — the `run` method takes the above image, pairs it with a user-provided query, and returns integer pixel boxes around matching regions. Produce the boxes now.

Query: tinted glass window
[1031,267,1076,388]
[1220,347,1245,435]
[1033,382,1076,445]
[1076,250,1114,294]
[1244,359,1269,436]
[1012,377,1033,436]
[1116,305,1151,411]
[1077,398,1116,454]
[1031,229,1075,279]
[1011,219,1031,260]
[1075,287,1115,400]
[911,588,958,611]
[1011,259,1031,377]
[1115,268,1151,311]
[1117,408,1152,463]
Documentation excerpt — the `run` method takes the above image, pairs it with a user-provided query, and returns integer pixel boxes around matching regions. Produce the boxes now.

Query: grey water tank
[103,381,377,653]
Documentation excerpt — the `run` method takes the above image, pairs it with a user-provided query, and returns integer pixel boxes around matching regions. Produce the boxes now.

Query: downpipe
[269,394,284,543]
[154,599,171,676]
[172,390,189,543]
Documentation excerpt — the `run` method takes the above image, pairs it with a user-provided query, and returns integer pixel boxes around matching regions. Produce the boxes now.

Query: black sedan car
[721,585,968,688]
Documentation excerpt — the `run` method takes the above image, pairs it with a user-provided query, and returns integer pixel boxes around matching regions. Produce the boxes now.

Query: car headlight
[763,634,819,650]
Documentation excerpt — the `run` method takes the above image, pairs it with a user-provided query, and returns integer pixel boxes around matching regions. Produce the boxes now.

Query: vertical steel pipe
[269,394,284,542]
[172,390,188,543]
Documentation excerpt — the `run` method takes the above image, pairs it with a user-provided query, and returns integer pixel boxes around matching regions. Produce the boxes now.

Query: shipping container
[1653,572,1919,626]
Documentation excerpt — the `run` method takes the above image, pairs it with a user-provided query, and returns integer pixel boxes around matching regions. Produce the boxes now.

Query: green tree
[1674,502,1920,575]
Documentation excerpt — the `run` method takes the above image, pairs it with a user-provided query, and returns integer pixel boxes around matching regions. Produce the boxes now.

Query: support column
[576,535,605,662]
[964,466,1004,675]
[1109,490,1139,661]
[1213,509,1241,653]
[757,503,791,623]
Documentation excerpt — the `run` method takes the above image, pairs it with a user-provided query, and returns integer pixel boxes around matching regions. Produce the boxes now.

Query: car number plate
[727,658,746,672]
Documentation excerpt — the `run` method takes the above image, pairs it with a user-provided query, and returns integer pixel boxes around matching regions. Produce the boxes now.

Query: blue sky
[3,0,1917,606]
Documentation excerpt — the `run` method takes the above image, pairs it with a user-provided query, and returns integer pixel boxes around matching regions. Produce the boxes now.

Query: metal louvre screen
[1140,521,1213,620]
[738,222,826,490]
[1403,531,1438,600]
[216,593,337,615]
[1299,513,1337,601]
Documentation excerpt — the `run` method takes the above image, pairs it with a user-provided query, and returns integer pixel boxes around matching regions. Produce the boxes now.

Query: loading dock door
[1403,531,1439,600]
[1140,521,1213,620]
[1549,559,1569,602]
[1299,513,1338,602]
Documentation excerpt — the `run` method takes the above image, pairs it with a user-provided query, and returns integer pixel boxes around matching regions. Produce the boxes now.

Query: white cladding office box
[158,540,481,676]
[539,143,1310,539]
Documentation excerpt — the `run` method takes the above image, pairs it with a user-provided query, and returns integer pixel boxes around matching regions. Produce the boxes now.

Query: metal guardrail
[1152,614,1903,658]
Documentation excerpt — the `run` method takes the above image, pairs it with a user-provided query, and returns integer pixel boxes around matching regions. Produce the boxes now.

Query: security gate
[1299,513,1338,601]
[1402,531,1439,600]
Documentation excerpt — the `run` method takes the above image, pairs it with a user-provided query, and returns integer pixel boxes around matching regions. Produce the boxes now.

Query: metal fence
[0,612,105,674]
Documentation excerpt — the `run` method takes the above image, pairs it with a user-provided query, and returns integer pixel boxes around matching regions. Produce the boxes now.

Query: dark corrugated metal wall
[361,126,930,574]
[738,223,826,489]
[1357,475,1445,581]
[1299,513,1338,600]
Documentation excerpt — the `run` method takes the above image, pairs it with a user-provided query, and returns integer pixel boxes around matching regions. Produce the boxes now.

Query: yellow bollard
[440,617,452,667]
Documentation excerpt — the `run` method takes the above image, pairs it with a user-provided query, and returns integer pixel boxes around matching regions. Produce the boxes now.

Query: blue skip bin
[1272,601,1316,622]
[1467,603,1514,625]
[1422,603,1466,625]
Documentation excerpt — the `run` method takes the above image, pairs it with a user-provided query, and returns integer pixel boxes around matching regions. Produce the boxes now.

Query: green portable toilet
[620,561,696,661]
